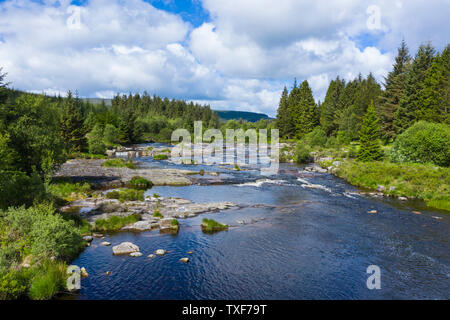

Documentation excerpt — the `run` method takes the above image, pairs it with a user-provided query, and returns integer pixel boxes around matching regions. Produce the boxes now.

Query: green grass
[102,158,136,169]
[170,219,179,230]
[128,176,153,189]
[160,148,171,153]
[93,213,141,232]
[234,164,241,171]
[47,180,92,202]
[201,218,228,233]
[334,160,450,211]
[153,154,169,160]
[153,210,163,218]
[69,152,108,159]
[105,188,144,202]
[28,260,67,300]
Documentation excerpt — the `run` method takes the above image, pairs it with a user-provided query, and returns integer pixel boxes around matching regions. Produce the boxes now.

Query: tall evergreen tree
[276,86,290,138]
[320,77,345,136]
[417,44,450,124]
[60,90,86,153]
[394,43,436,134]
[292,80,318,139]
[378,40,411,142]
[357,101,383,161]
[285,80,301,139]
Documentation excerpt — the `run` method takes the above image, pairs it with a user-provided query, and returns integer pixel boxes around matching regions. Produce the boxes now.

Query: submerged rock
[368,210,378,214]
[112,242,140,255]
[155,249,166,256]
[80,267,89,278]
[180,258,189,263]
[130,252,143,257]
[101,241,111,246]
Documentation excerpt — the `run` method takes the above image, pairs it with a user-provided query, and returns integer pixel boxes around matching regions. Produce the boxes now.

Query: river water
[68,145,450,300]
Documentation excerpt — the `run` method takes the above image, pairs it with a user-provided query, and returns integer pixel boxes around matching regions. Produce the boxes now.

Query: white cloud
[0,0,448,117]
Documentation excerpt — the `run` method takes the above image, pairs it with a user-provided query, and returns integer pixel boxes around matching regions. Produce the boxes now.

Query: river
[67,144,450,300]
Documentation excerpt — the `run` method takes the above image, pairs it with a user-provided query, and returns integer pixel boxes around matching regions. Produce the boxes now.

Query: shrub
[390,121,450,167]
[47,180,91,201]
[153,210,163,218]
[0,270,28,300]
[103,158,136,169]
[105,189,144,202]
[93,214,141,232]
[87,125,106,155]
[0,170,46,210]
[304,127,327,147]
[153,154,168,160]
[128,176,153,189]
[170,219,179,226]
[201,218,228,233]
[294,142,312,164]
[234,164,241,171]
[28,261,66,300]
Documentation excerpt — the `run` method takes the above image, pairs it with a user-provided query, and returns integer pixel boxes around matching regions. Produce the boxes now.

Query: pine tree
[61,90,86,153]
[417,44,450,124]
[357,101,383,161]
[320,77,345,136]
[276,86,290,138]
[379,40,411,142]
[285,80,301,139]
[292,80,318,139]
[394,43,436,134]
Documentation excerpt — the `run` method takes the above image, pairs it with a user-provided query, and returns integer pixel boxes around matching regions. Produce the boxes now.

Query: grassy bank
[327,159,450,211]
[93,213,141,232]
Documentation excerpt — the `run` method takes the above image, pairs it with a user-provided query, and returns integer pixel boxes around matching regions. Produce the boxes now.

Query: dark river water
[68,145,450,300]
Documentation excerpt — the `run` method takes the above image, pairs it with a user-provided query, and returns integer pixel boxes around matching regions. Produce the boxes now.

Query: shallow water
[68,145,450,300]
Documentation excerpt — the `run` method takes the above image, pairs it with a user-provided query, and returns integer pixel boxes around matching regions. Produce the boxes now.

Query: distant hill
[214,110,272,122]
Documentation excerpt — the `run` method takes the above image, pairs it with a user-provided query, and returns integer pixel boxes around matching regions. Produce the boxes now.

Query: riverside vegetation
[0,39,448,299]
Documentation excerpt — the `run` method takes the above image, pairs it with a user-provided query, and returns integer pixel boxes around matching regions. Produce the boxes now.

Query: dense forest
[276,41,449,145]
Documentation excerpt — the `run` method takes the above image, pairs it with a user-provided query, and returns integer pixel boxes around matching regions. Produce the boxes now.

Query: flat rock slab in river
[53,159,195,187]
[112,242,140,255]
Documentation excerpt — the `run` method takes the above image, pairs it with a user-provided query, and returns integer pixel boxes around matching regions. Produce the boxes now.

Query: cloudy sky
[0,0,448,116]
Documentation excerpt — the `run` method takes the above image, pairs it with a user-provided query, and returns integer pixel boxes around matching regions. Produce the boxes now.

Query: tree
[87,124,106,155]
[417,44,450,124]
[291,80,318,139]
[394,43,436,134]
[103,124,118,147]
[378,40,411,142]
[276,86,290,138]
[357,101,383,161]
[320,77,345,136]
[61,91,86,153]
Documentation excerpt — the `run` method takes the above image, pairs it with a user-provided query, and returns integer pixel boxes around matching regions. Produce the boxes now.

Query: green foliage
[234,164,241,171]
[103,124,119,147]
[294,143,312,164]
[128,176,153,189]
[87,124,106,155]
[357,101,383,161]
[103,158,136,169]
[201,218,228,232]
[61,91,86,153]
[335,160,450,211]
[390,121,450,166]
[0,171,46,210]
[105,188,144,202]
[320,77,345,136]
[153,210,163,218]
[304,127,327,147]
[170,219,179,226]
[47,180,92,202]
[28,260,67,300]
[93,213,141,232]
[0,269,28,300]
[153,154,168,160]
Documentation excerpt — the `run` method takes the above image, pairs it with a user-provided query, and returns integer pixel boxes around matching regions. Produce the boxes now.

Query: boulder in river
[112,242,140,255]
[101,241,111,246]
[368,210,378,214]
[130,252,143,257]
[155,249,166,256]
[180,258,189,263]
[83,235,93,242]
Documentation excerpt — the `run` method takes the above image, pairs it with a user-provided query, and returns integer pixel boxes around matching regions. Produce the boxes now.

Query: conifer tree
[291,80,318,139]
[320,77,345,136]
[276,86,290,138]
[379,40,411,142]
[61,90,86,153]
[394,43,436,134]
[417,44,449,124]
[357,101,383,161]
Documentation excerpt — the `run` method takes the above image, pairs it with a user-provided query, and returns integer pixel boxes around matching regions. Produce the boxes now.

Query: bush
[153,210,163,218]
[28,261,66,300]
[87,125,106,155]
[201,218,228,232]
[390,121,450,167]
[153,154,168,160]
[128,176,153,189]
[0,270,28,300]
[294,142,312,164]
[0,170,46,210]
[304,127,327,147]
[103,159,136,169]
[105,188,144,202]
[93,213,141,232]
[47,180,92,201]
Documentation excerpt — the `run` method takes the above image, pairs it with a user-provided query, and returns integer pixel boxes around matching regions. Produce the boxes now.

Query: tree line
[276,41,449,145]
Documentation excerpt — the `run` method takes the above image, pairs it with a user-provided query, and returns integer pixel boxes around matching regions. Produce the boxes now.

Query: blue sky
[0,0,448,116]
